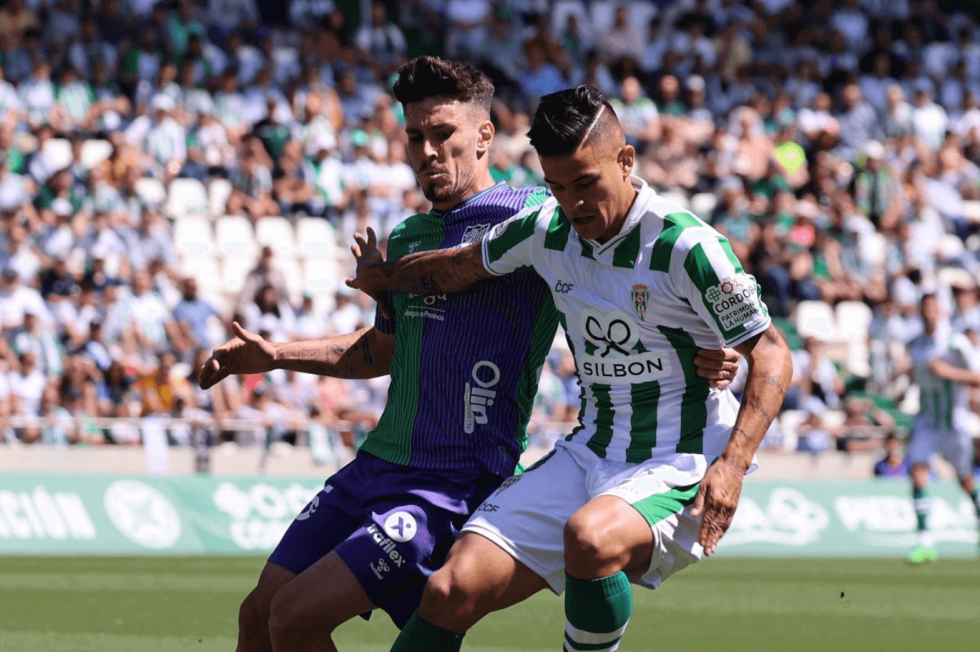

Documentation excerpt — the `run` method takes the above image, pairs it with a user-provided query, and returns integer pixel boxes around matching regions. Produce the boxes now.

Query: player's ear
[477,120,495,154]
[619,144,635,178]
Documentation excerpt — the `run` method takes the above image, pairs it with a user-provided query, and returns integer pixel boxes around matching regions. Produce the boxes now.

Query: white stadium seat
[43,138,73,170]
[296,217,340,258]
[795,300,840,341]
[860,231,888,270]
[80,140,112,169]
[255,216,297,255]
[304,257,341,296]
[215,216,258,257]
[836,301,873,378]
[222,255,255,296]
[690,193,718,218]
[834,301,872,340]
[173,216,214,256]
[179,254,222,297]
[276,256,305,304]
[165,178,209,216]
[134,177,167,206]
[208,178,233,217]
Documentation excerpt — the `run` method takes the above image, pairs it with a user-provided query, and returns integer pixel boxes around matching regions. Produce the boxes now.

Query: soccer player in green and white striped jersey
[352,86,792,652]
[906,293,980,564]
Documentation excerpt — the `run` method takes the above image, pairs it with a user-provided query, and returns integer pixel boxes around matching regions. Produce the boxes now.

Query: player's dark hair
[392,56,494,114]
[528,85,617,157]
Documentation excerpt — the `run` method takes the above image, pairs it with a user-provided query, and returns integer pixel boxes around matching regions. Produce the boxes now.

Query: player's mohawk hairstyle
[528,85,616,157]
[392,56,495,114]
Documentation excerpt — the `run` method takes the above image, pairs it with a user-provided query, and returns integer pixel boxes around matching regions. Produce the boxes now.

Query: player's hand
[690,458,745,556]
[345,226,394,318]
[694,348,740,389]
[198,322,277,390]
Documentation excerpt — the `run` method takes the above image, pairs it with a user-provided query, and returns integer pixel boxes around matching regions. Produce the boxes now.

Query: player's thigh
[906,427,937,467]
[268,471,368,576]
[599,456,707,590]
[269,551,374,632]
[564,495,654,575]
[461,446,590,594]
[420,532,549,627]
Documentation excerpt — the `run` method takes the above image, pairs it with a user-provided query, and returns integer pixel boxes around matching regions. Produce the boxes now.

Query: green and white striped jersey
[480,177,771,463]
[909,323,980,431]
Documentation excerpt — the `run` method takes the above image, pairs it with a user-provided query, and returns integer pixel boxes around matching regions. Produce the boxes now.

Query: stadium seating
[215,216,258,257]
[165,178,210,217]
[173,216,215,256]
[795,300,839,341]
[208,179,233,218]
[43,138,73,170]
[80,140,112,168]
[255,217,297,256]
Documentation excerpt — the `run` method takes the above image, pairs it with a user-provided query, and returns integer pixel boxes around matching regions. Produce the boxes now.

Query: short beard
[422,180,456,205]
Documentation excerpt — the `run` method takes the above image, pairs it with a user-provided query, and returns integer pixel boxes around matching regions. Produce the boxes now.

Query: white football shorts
[462,440,708,594]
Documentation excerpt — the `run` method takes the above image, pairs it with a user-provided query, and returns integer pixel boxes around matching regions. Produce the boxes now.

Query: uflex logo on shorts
[578,309,671,385]
[704,274,762,332]
[464,360,500,433]
[366,513,413,578]
[103,480,182,549]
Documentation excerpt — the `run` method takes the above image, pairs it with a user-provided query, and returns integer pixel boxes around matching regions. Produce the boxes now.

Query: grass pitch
[0,556,977,652]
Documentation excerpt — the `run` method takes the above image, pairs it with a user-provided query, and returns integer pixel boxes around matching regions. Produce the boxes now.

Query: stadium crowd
[0,0,979,471]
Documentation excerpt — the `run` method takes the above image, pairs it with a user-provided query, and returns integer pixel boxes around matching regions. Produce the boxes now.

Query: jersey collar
[585,176,655,256]
[429,182,507,220]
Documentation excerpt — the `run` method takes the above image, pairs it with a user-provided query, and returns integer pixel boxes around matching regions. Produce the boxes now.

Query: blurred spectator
[610,76,660,154]
[173,277,222,354]
[873,432,911,478]
[236,245,288,315]
[354,1,406,76]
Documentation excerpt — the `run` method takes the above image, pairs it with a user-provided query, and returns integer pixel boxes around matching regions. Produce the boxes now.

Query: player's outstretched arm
[927,359,980,387]
[347,227,492,299]
[198,322,395,389]
[691,324,792,556]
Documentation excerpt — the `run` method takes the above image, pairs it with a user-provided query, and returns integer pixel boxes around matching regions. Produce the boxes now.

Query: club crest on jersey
[460,224,491,246]
[631,284,650,321]
[407,241,422,254]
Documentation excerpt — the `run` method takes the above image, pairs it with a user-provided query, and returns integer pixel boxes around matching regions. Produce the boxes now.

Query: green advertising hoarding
[0,475,976,557]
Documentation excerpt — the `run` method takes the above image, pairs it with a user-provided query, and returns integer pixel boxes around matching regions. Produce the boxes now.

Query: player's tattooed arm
[347,227,493,298]
[691,324,792,556]
[198,324,395,389]
[274,327,394,379]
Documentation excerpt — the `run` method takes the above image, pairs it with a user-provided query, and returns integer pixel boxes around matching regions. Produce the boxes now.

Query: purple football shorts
[268,450,501,628]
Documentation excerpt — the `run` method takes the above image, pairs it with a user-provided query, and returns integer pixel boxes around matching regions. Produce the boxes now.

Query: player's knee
[267,587,320,645]
[564,512,623,568]
[238,590,267,636]
[420,566,482,626]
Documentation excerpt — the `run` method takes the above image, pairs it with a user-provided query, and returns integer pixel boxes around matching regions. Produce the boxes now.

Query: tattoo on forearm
[361,337,373,366]
[740,396,775,424]
[749,370,785,391]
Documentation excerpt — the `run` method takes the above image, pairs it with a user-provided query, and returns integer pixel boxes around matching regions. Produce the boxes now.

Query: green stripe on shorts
[630,482,700,526]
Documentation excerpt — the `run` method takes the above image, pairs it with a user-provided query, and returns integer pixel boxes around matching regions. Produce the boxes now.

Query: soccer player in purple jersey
[200,58,738,652]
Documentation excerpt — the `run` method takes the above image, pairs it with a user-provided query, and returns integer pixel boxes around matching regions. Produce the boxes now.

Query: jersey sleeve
[950,333,980,372]
[480,202,547,276]
[671,230,771,347]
